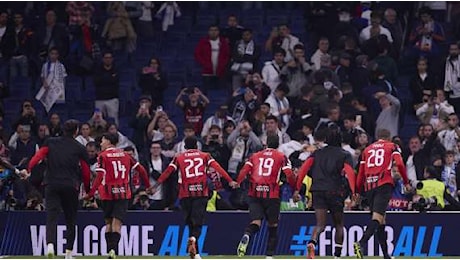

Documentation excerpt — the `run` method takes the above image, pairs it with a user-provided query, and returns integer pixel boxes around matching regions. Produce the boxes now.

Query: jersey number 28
[367,149,385,167]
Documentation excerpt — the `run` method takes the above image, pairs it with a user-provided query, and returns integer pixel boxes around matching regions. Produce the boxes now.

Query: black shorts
[312,191,345,212]
[366,184,393,215]
[101,199,129,222]
[180,197,208,226]
[248,197,280,224]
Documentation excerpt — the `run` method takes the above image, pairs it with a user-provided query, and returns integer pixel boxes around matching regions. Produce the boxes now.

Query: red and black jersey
[184,102,206,134]
[157,149,233,199]
[357,139,408,192]
[237,148,295,199]
[88,147,150,200]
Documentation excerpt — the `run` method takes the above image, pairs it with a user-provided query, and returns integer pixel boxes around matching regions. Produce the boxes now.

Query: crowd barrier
[0,211,458,256]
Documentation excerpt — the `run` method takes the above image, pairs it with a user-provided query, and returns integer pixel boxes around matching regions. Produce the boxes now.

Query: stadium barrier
[0,211,457,257]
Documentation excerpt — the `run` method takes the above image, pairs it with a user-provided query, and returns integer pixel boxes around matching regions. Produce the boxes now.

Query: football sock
[244,223,260,237]
[334,244,343,257]
[191,225,202,241]
[308,239,317,246]
[360,220,380,244]
[105,232,114,252]
[266,226,278,256]
[377,225,390,258]
[112,232,121,255]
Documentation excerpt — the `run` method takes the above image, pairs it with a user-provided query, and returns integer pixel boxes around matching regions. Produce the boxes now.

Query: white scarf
[231,40,255,73]
[35,60,67,112]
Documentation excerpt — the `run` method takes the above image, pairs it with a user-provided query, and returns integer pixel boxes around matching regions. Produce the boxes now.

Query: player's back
[97,147,136,200]
[362,140,398,175]
[174,149,213,198]
[247,148,289,198]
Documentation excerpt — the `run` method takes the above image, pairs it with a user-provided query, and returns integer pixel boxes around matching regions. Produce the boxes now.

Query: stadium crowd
[1,1,460,213]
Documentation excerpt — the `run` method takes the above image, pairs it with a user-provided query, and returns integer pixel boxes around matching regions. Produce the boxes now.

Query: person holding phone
[139,57,168,106]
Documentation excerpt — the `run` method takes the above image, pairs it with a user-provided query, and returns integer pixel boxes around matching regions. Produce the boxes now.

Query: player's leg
[331,210,345,258]
[107,200,129,259]
[60,187,79,259]
[265,198,280,258]
[376,214,391,259]
[45,186,60,258]
[238,198,263,257]
[180,198,197,259]
[307,192,329,259]
[374,186,392,259]
[188,197,208,259]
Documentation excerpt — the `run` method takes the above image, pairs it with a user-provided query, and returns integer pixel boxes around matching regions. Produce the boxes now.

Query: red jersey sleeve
[296,157,314,191]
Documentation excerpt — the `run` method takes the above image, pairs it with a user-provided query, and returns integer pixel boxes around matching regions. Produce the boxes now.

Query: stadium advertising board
[0,211,456,256]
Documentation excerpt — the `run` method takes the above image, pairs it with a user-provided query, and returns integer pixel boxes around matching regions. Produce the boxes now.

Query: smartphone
[141,103,147,109]
[355,115,362,127]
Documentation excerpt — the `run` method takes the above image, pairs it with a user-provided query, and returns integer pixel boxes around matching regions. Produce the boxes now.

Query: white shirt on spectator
[438,128,459,152]
[139,2,154,21]
[281,35,301,62]
[359,25,393,43]
[210,38,220,75]
[262,60,283,92]
[311,49,327,71]
[149,157,163,200]
[75,135,95,147]
[405,155,418,188]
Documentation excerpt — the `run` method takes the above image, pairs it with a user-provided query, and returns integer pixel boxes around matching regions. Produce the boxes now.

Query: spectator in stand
[146,110,178,143]
[174,123,203,153]
[37,124,50,148]
[202,125,230,171]
[10,124,38,167]
[308,55,341,89]
[107,123,138,159]
[227,120,262,177]
[291,85,316,123]
[335,52,352,85]
[416,89,455,131]
[201,105,233,138]
[245,73,270,104]
[374,91,400,139]
[14,100,39,137]
[221,15,244,50]
[223,120,236,143]
[441,151,459,206]
[259,115,291,147]
[280,44,313,99]
[359,11,393,44]
[137,2,154,39]
[438,113,460,152]
[382,8,403,58]
[311,37,330,71]
[175,87,209,135]
[444,42,460,115]
[403,136,424,185]
[409,7,445,61]
[87,108,108,139]
[194,24,230,93]
[315,103,341,132]
[230,29,261,91]
[141,142,171,210]
[410,57,437,109]
[261,48,286,92]
[65,2,95,27]
[228,88,258,125]
[36,10,69,62]
[350,55,371,98]
[93,51,120,125]
[3,12,36,80]
[332,6,359,47]
[265,24,301,62]
[129,95,153,153]
[48,113,62,137]
[252,103,271,136]
[372,42,398,84]
[264,83,291,133]
[0,11,10,64]
[138,57,168,106]
[38,48,67,112]
[102,2,137,53]
[155,2,181,34]
[75,123,94,147]
[86,141,99,171]
[159,124,177,161]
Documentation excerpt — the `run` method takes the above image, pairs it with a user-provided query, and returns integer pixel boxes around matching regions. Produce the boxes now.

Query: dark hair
[102,133,119,145]
[446,150,455,156]
[273,48,286,56]
[265,115,279,123]
[184,136,197,149]
[124,146,135,152]
[209,125,221,132]
[224,120,235,129]
[343,113,356,121]
[48,47,59,54]
[63,119,80,137]
[325,126,342,147]
[302,120,315,131]
[275,83,290,95]
[86,141,97,148]
[419,6,432,17]
[314,128,328,142]
[293,44,304,51]
[261,102,271,108]
[148,57,161,68]
[183,123,195,131]
[102,51,113,57]
[242,28,253,34]
[266,134,279,149]
[80,122,91,129]
[209,24,219,30]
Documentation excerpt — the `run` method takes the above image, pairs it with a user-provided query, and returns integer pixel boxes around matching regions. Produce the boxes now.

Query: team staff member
[27,120,92,259]
[354,128,411,259]
[154,136,238,259]
[236,135,296,258]
[85,134,151,259]
[293,128,356,259]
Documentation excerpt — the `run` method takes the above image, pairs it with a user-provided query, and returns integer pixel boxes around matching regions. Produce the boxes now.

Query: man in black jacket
[26,120,91,259]
[94,51,120,125]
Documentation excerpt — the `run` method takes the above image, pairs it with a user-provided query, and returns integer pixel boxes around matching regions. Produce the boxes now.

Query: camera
[211,134,219,140]
[414,182,438,211]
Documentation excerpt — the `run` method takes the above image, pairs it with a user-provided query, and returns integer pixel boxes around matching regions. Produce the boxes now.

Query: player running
[293,128,356,259]
[235,135,296,259]
[85,133,151,259]
[154,136,238,259]
[354,129,411,259]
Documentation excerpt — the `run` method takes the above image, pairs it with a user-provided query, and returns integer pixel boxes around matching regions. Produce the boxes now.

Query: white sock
[47,243,54,254]
[65,249,73,259]
[194,254,201,259]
